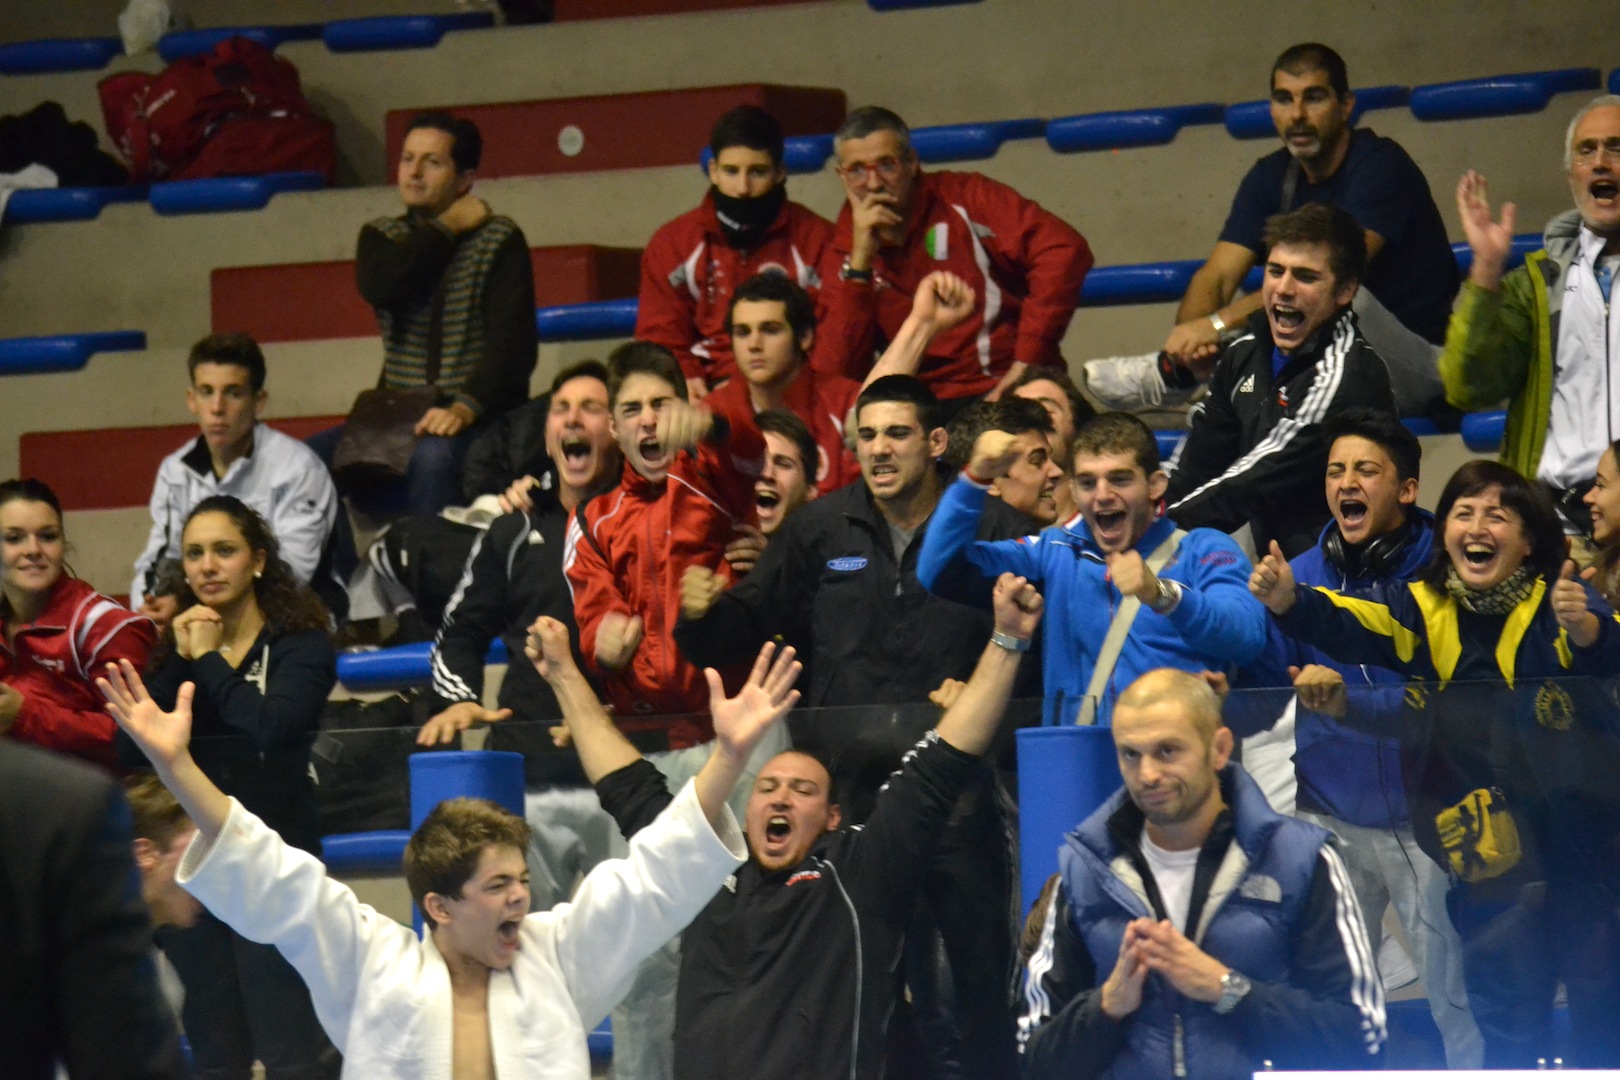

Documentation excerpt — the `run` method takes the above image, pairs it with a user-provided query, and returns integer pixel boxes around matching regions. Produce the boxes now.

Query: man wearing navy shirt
[1088,43,1457,418]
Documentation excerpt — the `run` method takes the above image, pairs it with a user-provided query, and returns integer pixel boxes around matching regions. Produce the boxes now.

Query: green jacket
[1439,209,1583,478]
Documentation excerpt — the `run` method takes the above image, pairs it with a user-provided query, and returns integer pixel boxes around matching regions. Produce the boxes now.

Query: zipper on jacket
[1173,1012,1187,1078]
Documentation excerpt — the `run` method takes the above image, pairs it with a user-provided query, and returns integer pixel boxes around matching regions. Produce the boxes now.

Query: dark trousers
[306,423,472,518]
[1449,874,1620,1068]
[158,911,341,1080]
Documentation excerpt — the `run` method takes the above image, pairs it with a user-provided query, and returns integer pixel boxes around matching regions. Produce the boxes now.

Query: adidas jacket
[1165,309,1394,559]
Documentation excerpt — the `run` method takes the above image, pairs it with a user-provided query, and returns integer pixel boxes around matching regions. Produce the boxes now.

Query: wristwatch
[1213,969,1252,1015]
[1146,578,1181,615]
[990,630,1032,653]
[1208,311,1228,334]
[839,257,873,283]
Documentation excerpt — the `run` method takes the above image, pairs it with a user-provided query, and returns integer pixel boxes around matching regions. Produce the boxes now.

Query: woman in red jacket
[0,478,154,766]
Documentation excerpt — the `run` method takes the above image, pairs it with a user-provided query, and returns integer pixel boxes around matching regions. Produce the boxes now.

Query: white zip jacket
[130,424,337,606]
[178,780,745,1079]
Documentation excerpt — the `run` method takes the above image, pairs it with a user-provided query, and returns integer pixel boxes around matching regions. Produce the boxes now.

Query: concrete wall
[0,0,1609,590]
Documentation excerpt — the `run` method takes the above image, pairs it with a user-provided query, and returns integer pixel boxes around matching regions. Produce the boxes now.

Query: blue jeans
[306,423,473,517]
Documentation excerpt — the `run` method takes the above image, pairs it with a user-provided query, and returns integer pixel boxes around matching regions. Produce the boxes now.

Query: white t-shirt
[1141,833,1202,933]
[1540,227,1620,490]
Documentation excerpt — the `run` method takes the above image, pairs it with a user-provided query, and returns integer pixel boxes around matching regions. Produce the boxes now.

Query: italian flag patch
[924,222,949,260]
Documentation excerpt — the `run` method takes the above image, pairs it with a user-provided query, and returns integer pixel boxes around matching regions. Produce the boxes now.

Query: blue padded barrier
[1460,411,1507,453]
[337,639,509,692]
[1612,69,1620,96]
[148,171,325,215]
[1080,260,1200,306]
[867,0,980,8]
[4,185,148,224]
[0,37,122,75]
[0,331,146,375]
[1223,84,1411,139]
[323,12,494,52]
[157,24,323,63]
[1410,68,1600,122]
[321,830,410,875]
[911,118,1046,164]
[700,134,831,177]
[1046,103,1224,154]
[1016,726,1120,913]
[536,297,639,342]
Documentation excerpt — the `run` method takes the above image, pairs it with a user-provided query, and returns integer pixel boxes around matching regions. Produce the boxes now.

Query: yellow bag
[1435,788,1522,883]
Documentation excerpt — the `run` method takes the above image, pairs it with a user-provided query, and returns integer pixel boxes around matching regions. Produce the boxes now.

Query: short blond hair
[1113,669,1223,744]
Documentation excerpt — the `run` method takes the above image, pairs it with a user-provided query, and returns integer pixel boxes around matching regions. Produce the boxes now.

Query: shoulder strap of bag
[1076,528,1187,725]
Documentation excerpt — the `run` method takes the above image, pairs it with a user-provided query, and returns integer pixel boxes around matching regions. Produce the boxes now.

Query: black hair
[405,112,483,173]
[1004,365,1096,434]
[1272,42,1350,99]
[756,408,818,484]
[175,495,331,637]
[549,359,610,395]
[188,332,266,393]
[1261,202,1367,287]
[0,477,63,521]
[728,272,816,348]
[606,341,687,407]
[1418,460,1567,590]
[854,374,940,434]
[709,105,785,169]
[943,397,1054,471]
[1321,407,1421,483]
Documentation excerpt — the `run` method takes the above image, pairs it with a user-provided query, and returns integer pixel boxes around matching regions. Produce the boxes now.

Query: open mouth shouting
[1336,496,1369,540]
[1455,540,1505,587]
[1591,176,1619,205]
[760,814,794,859]
[1090,507,1130,551]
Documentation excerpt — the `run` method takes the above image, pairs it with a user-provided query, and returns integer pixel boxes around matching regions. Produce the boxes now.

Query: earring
[254,571,262,579]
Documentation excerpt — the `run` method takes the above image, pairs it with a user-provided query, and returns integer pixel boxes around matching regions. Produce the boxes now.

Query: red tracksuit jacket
[705,366,861,493]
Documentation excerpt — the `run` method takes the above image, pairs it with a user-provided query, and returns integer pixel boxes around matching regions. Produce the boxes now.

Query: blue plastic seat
[1223,84,1410,139]
[147,171,325,215]
[588,1018,613,1059]
[320,830,410,875]
[1410,68,1600,121]
[0,331,146,375]
[911,118,1045,164]
[1400,418,1440,437]
[1460,411,1507,453]
[1611,69,1620,95]
[323,12,494,52]
[0,37,122,75]
[1155,430,1186,460]
[1046,104,1224,154]
[536,298,639,343]
[4,185,148,225]
[337,640,510,693]
[1450,233,1542,274]
[157,24,323,63]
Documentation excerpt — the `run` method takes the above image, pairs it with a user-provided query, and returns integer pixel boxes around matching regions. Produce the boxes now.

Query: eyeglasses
[1572,137,1620,165]
[838,156,906,185]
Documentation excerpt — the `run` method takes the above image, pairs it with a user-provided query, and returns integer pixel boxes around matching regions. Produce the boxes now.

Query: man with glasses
[819,106,1093,412]
[1442,94,1620,547]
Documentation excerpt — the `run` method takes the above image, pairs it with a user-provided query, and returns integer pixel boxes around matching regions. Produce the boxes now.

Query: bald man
[1018,669,1386,1080]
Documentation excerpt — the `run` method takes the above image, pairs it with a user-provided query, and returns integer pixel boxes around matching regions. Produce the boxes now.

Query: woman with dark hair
[0,477,154,766]
[1251,459,1620,1068]
[1582,440,1620,603]
[137,494,341,1079]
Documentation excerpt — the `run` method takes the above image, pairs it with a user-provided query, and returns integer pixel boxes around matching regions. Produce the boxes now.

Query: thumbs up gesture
[1552,559,1601,647]
[1248,540,1297,615]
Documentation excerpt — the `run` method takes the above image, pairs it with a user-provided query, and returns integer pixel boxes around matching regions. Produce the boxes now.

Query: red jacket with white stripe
[705,366,861,492]
[636,193,837,387]
[823,169,1093,399]
[565,414,764,743]
[0,576,155,767]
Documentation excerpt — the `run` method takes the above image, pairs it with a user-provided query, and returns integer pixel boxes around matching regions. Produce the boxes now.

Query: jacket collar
[1061,511,1180,561]
[181,424,260,479]
[1309,507,1436,588]
[1074,764,1286,870]
[699,188,795,245]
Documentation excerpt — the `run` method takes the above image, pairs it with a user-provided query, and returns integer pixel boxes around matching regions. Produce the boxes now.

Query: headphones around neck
[1321,514,1416,579]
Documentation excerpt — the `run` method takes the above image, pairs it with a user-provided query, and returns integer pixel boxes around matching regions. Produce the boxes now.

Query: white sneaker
[1083,353,1198,411]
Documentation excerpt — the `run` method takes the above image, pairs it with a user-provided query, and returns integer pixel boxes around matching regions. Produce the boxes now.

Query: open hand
[1456,170,1515,288]
[417,701,514,746]
[704,642,801,764]
[415,403,475,438]
[98,659,193,769]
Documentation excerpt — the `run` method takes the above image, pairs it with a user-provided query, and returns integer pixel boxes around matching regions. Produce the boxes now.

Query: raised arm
[860,271,976,390]
[936,573,1043,756]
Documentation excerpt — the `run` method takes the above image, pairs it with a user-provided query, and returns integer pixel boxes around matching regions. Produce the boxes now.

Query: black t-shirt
[1219,128,1459,343]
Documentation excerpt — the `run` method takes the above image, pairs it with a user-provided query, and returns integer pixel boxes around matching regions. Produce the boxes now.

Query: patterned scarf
[1444,563,1537,614]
